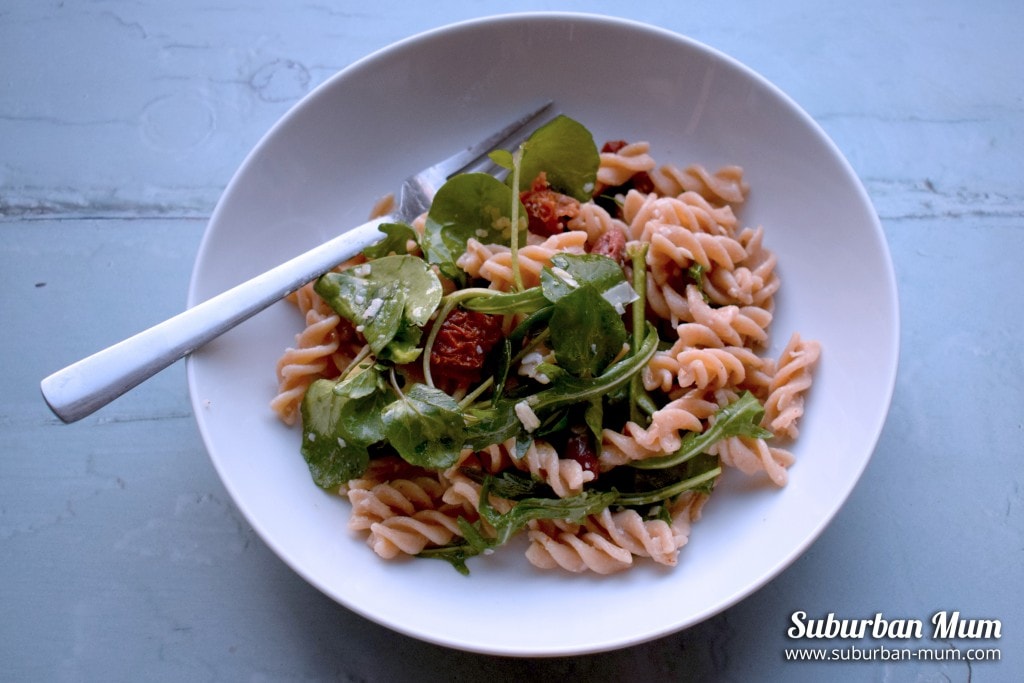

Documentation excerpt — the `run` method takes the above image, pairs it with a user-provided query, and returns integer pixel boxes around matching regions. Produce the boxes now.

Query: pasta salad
[271,115,820,574]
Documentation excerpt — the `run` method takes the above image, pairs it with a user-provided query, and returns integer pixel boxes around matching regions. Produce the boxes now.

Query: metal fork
[41,102,556,423]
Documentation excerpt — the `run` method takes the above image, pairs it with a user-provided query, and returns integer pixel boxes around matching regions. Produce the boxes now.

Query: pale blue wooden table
[3,2,1021,681]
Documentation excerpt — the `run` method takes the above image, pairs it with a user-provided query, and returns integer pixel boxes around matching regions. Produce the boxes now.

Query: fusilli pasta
[273,124,821,574]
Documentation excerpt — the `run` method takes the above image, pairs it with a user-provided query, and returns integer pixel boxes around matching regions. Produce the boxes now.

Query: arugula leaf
[458,287,548,315]
[299,364,389,488]
[630,391,774,470]
[381,383,465,470]
[315,254,442,364]
[481,480,618,547]
[459,467,553,499]
[515,115,599,201]
[601,453,722,507]
[421,172,526,283]
[461,323,658,447]
[362,222,418,258]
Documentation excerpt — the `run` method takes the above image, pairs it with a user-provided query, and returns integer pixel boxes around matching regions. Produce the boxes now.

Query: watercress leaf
[422,172,525,282]
[418,517,492,574]
[376,321,423,365]
[315,254,442,360]
[540,253,635,314]
[530,322,658,415]
[488,149,514,170]
[333,365,390,447]
[459,468,552,500]
[516,115,599,201]
[382,383,465,469]
[549,284,627,377]
[362,222,418,258]
[630,391,774,470]
[462,398,522,450]
[300,375,386,488]
[539,266,574,302]
[335,360,385,399]
[551,253,627,295]
[361,254,443,327]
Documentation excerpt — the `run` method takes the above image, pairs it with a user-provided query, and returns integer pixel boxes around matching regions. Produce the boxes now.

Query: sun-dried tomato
[601,140,628,154]
[564,426,599,476]
[589,228,627,265]
[519,172,581,236]
[429,309,504,386]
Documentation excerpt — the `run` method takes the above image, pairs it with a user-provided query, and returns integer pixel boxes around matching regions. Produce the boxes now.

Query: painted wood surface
[3,1,1021,680]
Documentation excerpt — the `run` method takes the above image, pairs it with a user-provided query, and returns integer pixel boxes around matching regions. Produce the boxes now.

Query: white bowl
[187,12,898,656]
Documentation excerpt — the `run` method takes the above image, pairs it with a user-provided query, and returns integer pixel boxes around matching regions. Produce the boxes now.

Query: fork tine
[433,101,557,179]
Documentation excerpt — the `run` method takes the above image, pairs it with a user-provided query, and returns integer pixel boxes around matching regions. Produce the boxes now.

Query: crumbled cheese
[601,280,639,314]
[363,297,384,320]
[353,264,371,277]
[518,350,552,384]
[514,400,541,433]
[550,266,579,288]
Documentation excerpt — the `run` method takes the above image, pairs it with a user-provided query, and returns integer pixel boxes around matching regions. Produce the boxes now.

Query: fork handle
[41,216,391,423]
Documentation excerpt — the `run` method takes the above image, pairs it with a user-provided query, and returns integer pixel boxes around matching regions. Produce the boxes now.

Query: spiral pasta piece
[525,520,634,574]
[457,231,589,290]
[710,435,795,487]
[684,284,772,348]
[271,285,342,425]
[703,225,780,310]
[585,508,679,565]
[513,439,595,498]
[566,201,630,245]
[624,190,738,239]
[368,510,464,559]
[763,333,822,439]
[650,163,749,205]
[647,223,748,271]
[596,141,657,187]
[345,475,448,530]
[667,491,708,543]
[599,389,719,468]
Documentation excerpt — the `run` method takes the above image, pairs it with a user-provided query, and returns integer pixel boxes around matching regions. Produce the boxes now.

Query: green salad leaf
[382,383,465,470]
[362,222,419,258]
[315,254,442,364]
[548,283,627,377]
[422,172,525,283]
[540,253,630,303]
[299,363,389,488]
[515,115,599,201]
